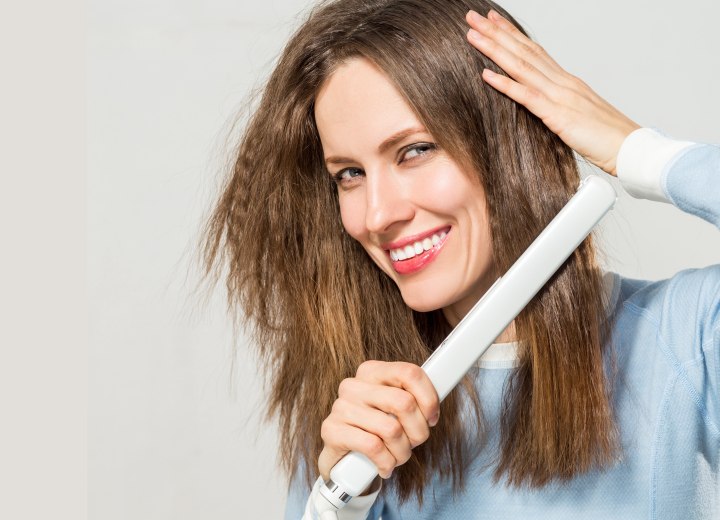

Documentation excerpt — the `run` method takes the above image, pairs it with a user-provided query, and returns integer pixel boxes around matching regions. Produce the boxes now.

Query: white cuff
[615,127,695,203]
[304,476,381,520]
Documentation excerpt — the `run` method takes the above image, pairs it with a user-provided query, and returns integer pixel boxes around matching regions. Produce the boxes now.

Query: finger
[334,400,414,464]
[485,10,606,102]
[466,10,566,85]
[340,384,430,448]
[486,10,569,75]
[355,361,440,426]
[479,68,558,125]
[319,419,397,480]
[466,26,563,105]
[337,377,432,447]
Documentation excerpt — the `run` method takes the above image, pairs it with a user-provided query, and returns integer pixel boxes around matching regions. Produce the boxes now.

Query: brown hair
[198,0,620,505]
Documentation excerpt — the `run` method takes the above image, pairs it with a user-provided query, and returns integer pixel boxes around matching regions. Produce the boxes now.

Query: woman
[199,0,720,517]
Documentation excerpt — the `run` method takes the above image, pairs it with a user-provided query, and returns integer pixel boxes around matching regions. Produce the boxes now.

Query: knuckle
[397,449,412,465]
[395,392,417,414]
[382,419,404,440]
[320,418,336,442]
[525,40,545,57]
[337,377,355,397]
[518,42,533,58]
[568,73,585,86]
[418,392,439,415]
[524,86,543,102]
[399,362,423,383]
[330,398,346,415]
[378,461,395,477]
[363,436,385,457]
[409,429,430,448]
[515,57,533,75]
[565,74,589,95]
[378,451,397,475]
[356,360,378,378]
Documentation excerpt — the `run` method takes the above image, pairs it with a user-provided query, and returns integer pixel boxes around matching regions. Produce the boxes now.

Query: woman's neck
[442,306,517,344]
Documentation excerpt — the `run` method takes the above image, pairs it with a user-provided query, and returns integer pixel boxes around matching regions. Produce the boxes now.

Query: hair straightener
[311,175,617,518]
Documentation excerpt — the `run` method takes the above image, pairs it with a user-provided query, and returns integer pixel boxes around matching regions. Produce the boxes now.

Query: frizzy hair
[198,0,620,505]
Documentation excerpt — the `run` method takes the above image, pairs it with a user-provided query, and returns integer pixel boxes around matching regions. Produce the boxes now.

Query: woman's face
[314,57,497,324]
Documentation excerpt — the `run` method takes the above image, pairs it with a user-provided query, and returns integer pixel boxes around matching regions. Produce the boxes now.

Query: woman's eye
[332,167,363,184]
[402,143,436,162]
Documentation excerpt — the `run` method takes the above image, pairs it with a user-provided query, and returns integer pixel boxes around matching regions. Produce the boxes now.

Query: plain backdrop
[87,1,720,518]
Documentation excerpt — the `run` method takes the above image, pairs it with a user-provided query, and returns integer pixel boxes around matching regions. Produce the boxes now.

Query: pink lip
[387,228,450,275]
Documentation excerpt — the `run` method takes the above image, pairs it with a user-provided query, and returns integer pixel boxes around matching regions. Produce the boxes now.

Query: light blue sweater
[285,129,720,519]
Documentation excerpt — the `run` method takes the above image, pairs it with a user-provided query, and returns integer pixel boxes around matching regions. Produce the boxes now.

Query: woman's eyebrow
[324,125,428,166]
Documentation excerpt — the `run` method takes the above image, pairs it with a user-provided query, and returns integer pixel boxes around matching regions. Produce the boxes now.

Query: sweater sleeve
[616,127,720,429]
[615,127,720,226]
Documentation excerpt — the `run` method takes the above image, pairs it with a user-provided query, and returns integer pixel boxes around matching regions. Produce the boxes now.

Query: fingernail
[429,412,439,427]
[468,28,483,43]
[468,9,482,24]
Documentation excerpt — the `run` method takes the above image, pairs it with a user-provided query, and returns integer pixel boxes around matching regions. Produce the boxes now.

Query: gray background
[88,1,720,518]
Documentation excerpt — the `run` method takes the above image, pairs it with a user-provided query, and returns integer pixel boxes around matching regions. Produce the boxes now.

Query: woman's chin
[398,289,449,313]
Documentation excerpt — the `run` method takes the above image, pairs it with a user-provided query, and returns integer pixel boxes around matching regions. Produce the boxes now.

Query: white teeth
[389,229,449,261]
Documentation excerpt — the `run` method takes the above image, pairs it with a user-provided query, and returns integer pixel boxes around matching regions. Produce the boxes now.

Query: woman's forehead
[314,57,428,158]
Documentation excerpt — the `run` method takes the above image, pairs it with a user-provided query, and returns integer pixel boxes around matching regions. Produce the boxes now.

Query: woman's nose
[364,169,414,234]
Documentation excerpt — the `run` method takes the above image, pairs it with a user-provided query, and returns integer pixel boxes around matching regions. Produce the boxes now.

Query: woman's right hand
[465,9,641,177]
[318,361,440,487]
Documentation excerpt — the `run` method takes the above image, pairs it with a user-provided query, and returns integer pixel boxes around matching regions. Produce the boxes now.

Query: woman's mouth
[387,227,450,275]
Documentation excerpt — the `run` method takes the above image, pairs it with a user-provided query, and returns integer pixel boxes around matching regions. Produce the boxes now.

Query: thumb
[318,447,344,482]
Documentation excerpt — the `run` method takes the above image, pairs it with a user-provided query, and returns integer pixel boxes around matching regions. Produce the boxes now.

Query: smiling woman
[201,0,615,504]
[197,0,720,518]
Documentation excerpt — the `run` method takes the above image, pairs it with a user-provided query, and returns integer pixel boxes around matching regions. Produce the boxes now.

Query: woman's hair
[199,0,620,504]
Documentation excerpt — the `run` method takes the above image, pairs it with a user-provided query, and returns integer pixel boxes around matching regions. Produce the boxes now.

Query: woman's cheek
[416,163,468,206]
[338,193,367,242]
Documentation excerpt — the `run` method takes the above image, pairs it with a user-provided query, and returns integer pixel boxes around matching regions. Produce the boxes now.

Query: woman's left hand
[465,9,641,177]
